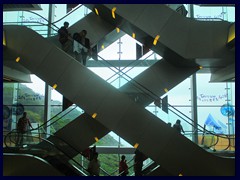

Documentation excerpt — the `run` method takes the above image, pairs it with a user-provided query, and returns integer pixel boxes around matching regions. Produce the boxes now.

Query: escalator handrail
[4,12,234,142]
[4,131,90,175]
[105,51,156,84]
[20,4,84,31]
[96,53,232,140]
[36,105,78,132]
[4,20,233,142]
[47,4,84,25]
[4,128,111,176]
[9,132,90,176]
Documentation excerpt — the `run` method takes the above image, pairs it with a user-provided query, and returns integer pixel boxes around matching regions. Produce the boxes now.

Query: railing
[3,4,86,37]
[37,105,82,134]
[3,4,235,169]
[4,129,112,176]
[4,15,235,151]
[195,17,224,21]
[4,131,89,175]
[3,104,81,148]
[97,55,235,150]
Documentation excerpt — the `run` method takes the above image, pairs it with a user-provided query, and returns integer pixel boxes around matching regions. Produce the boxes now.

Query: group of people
[84,148,147,176]
[58,21,91,66]
[119,149,147,176]
[15,112,183,176]
[15,112,145,176]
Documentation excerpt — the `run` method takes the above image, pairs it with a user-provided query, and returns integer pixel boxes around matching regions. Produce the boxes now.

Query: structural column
[43,85,52,137]
[191,74,198,144]
[11,83,19,130]
[188,4,198,144]
[43,4,55,137]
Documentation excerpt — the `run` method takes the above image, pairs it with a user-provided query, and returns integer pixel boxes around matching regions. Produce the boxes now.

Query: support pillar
[43,4,55,137]
[44,85,52,138]
[191,74,198,144]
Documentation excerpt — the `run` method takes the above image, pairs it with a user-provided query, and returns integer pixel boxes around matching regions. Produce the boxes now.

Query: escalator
[4,110,108,176]
[4,25,234,175]
[47,11,125,58]
[3,134,90,176]
[84,4,235,82]
[39,112,109,159]
[23,104,110,160]
[3,103,109,164]
[119,59,199,107]
[3,153,65,176]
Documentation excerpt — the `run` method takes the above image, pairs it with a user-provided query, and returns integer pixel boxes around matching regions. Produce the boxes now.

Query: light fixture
[164,88,168,93]
[3,30,6,46]
[199,66,203,69]
[101,44,104,49]
[94,8,99,15]
[53,84,57,89]
[16,57,20,62]
[132,33,136,39]
[94,137,99,142]
[227,23,235,43]
[116,27,120,33]
[134,143,139,148]
[112,7,117,19]
[153,35,160,45]
[92,113,97,118]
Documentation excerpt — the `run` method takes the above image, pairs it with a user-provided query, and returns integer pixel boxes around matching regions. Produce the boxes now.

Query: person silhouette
[58,21,71,52]
[73,30,91,66]
[87,152,100,176]
[16,112,33,147]
[119,155,129,176]
[134,149,147,176]
[173,119,185,134]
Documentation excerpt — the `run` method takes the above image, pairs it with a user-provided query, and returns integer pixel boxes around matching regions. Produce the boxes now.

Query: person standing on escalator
[119,155,129,176]
[58,21,71,52]
[73,30,91,66]
[87,152,100,176]
[173,119,185,134]
[16,112,33,147]
[134,149,147,176]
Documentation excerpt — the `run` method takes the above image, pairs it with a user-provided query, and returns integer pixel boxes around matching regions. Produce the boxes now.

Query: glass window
[167,77,191,106]
[196,73,235,135]
[193,5,235,22]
